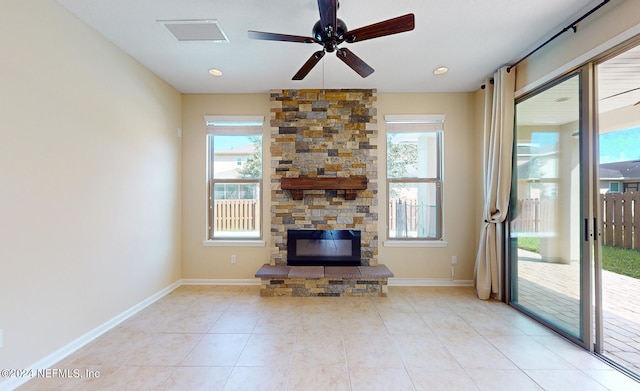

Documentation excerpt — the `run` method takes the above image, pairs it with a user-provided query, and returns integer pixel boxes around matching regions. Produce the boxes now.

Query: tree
[237,136,262,178]
[387,134,418,198]
[387,134,418,178]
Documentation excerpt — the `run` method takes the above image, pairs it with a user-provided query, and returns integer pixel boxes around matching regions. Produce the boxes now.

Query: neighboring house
[213,144,255,178]
[599,159,640,193]
[211,144,260,203]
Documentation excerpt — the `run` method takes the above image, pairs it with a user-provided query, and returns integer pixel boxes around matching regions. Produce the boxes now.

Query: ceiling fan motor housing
[313,19,347,52]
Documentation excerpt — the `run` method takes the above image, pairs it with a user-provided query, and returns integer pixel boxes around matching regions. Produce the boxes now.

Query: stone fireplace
[256,89,390,297]
[269,89,378,267]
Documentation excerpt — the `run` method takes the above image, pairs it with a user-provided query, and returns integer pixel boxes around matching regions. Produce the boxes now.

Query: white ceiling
[55,0,606,94]
[598,44,640,112]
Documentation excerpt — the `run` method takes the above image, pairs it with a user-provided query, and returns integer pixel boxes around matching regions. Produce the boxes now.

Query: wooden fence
[389,199,436,237]
[511,199,556,234]
[513,193,639,250]
[601,191,639,250]
[214,199,259,232]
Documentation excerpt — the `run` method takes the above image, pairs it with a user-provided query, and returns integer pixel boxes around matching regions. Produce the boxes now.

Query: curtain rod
[481,0,610,89]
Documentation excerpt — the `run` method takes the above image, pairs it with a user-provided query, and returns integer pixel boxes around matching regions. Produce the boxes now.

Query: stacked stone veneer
[255,265,392,297]
[269,89,378,267]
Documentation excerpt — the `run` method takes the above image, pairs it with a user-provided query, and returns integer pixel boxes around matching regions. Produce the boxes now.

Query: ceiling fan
[248,0,415,80]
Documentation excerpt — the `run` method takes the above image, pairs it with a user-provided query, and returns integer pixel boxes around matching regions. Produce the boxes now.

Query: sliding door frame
[591,36,640,357]
[507,64,596,351]
[581,61,597,353]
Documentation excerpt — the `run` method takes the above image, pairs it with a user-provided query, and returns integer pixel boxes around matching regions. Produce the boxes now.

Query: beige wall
[0,0,182,371]
[377,93,479,280]
[181,92,480,281]
[181,94,272,279]
[516,0,640,94]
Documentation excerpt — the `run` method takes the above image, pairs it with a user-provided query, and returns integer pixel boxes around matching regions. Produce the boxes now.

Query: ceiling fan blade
[600,86,640,100]
[248,30,316,43]
[344,13,415,43]
[317,0,338,34]
[336,48,374,78]
[293,50,326,80]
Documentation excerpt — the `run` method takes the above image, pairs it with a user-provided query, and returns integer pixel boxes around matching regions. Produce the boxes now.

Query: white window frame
[203,115,265,245]
[384,114,446,247]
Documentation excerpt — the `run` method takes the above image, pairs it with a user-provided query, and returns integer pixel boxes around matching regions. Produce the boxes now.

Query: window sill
[383,240,448,248]
[202,240,266,247]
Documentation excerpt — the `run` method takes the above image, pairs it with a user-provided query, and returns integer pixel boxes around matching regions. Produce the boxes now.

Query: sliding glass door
[509,68,595,348]
[594,41,640,376]
[509,39,640,376]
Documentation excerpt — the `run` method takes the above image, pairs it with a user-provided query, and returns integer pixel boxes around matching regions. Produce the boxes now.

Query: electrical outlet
[231,255,237,264]
[451,256,458,265]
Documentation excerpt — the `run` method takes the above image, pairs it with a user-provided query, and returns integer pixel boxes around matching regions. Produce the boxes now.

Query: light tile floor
[16,285,640,391]
[516,250,640,373]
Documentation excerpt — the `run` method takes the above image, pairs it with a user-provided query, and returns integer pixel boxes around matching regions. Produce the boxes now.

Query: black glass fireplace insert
[287,229,361,266]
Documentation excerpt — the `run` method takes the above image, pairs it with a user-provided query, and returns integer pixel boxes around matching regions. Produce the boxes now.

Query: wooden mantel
[281,176,368,200]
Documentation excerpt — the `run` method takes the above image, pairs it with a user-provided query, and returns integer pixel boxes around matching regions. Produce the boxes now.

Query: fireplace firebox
[287,230,361,266]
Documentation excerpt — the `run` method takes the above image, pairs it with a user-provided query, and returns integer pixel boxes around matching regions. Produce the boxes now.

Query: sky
[529,126,639,164]
[213,135,254,151]
[599,126,640,164]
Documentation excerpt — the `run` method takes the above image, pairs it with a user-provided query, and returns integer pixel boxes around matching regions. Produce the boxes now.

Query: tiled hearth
[255,264,394,297]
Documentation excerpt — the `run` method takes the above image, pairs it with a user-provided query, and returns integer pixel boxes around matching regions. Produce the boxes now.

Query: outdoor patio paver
[516,249,640,374]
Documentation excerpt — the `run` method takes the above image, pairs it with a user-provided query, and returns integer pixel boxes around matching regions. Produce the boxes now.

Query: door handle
[584,218,589,242]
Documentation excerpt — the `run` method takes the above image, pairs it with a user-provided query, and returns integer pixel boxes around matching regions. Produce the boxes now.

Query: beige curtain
[474,66,516,300]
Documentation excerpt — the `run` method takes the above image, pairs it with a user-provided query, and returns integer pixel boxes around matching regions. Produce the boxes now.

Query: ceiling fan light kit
[248,0,415,80]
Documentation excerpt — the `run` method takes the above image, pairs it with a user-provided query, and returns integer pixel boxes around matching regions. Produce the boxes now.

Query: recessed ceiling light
[208,68,223,77]
[433,66,449,75]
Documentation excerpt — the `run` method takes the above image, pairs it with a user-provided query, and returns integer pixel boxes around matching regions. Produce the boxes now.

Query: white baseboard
[180,278,473,287]
[0,280,181,391]
[389,278,474,287]
[181,278,261,286]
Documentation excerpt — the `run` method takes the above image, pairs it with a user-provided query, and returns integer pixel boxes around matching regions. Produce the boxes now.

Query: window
[206,115,263,240]
[609,182,620,193]
[385,115,444,240]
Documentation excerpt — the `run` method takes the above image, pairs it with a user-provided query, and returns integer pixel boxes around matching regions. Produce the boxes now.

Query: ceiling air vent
[159,19,229,42]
